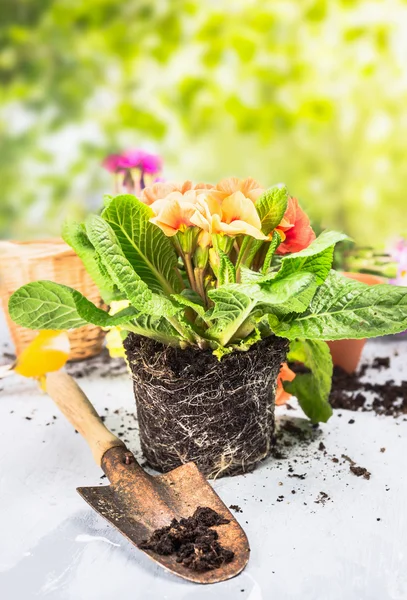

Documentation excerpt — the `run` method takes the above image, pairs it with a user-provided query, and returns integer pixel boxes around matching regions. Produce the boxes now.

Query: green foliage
[271,231,350,284]
[101,195,182,295]
[256,184,288,235]
[285,340,333,423]
[8,281,138,330]
[8,191,407,424]
[272,270,407,340]
[62,219,118,303]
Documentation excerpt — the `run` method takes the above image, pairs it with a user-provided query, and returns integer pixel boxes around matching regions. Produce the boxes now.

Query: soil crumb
[341,454,371,480]
[229,504,243,513]
[139,507,234,572]
[315,491,330,505]
[350,465,371,480]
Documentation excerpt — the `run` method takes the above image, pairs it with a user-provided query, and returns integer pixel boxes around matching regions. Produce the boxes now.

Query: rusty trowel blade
[77,450,250,584]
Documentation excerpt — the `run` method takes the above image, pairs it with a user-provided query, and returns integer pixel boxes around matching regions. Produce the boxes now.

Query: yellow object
[105,300,130,359]
[105,328,126,359]
[14,331,70,384]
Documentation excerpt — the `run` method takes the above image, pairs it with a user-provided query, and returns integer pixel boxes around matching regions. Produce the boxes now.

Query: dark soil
[124,333,288,478]
[342,454,371,480]
[328,359,407,418]
[139,507,234,572]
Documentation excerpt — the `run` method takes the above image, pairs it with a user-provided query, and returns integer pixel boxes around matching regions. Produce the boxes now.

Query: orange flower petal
[150,197,197,236]
[275,363,296,406]
[276,197,316,255]
[216,177,264,203]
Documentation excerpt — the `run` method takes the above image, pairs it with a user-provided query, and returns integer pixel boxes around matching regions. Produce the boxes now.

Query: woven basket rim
[0,238,75,260]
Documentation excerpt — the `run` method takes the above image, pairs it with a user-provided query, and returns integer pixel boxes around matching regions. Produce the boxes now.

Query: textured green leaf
[212,326,262,360]
[255,273,318,313]
[206,287,256,345]
[218,250,236,285]
[285,339,333,423]
[126,314,180,346]
[240,266,264,284]
[236,237,264,269]
[171,292,206,319]
[8,281,138,330]
[206,272,316,345]
[255,184,288,235]
[271,231,349,285]
[273,270,407,340]
[102,194,182,295]
[261,230,282,274]
[62,219,118,302]
[86,215,176,317]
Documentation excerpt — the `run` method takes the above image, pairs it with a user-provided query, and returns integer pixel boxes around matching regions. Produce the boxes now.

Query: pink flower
[103,149,162,174]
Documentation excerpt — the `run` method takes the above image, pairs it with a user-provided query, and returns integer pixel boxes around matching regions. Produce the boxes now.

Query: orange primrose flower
[276,197,316,255]
[275,363,296,406]
[149,190,204,236]
[211,177,264,204]
[191,191,268,241]
[141,181,214,205]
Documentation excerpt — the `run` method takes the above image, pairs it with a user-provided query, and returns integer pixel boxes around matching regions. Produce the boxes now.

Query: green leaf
[126,314,181,346]
[285,340,333,423]
[8,281,138,330]
[62,219,118,303]
[206,287,256,346]
[236,237,264,269]
[102,194,182,295]
[212,326,262,360]
[255,184,288,235]
[85,215,176,317]
[261,230,282,274]
[255,273,318,314]
[171,292,206,319]
[103,194,114,208]
[271,231,349,285]
[240,266,264,284]
[273,270,407,340]
[218,250,236,285]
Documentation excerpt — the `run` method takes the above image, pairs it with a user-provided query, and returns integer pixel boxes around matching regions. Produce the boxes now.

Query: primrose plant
[9,178,407,423]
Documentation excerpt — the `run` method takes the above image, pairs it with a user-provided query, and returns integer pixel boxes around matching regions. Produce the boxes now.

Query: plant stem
[194,267,207,306]
[184,253,198,293]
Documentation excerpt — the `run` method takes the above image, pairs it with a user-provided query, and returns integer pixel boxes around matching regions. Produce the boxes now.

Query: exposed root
[124,335,288,478]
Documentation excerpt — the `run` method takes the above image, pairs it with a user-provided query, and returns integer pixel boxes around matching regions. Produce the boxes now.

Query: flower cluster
[103,148,162,195]
[141,177,314,250]
[139,177,315,299]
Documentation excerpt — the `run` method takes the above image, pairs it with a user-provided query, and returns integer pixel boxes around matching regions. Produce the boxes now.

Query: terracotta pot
[327,272,385,374]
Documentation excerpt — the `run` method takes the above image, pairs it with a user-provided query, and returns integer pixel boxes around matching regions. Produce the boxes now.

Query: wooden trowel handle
[46,371,126,465]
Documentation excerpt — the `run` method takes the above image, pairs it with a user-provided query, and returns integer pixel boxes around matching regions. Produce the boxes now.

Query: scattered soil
[315,491,330,505]
[372,357,390,370]
[139,507,234,572]
[350,465,371,479]
[66,349,128,379]
[328,358,407,418]
[229,505,242,513]
[342,454,371,480]
[124,333,288,478]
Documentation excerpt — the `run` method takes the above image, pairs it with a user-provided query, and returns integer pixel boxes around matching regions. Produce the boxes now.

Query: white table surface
[0,312,406,600]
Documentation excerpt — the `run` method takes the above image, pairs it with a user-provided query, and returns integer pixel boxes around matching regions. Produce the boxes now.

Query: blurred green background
[2,0,407,246]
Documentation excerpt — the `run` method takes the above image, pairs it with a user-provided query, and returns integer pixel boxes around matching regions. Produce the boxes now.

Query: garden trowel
[9,332,250,583]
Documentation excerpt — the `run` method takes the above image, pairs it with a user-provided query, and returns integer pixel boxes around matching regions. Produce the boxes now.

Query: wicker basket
[0,239,106,361]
